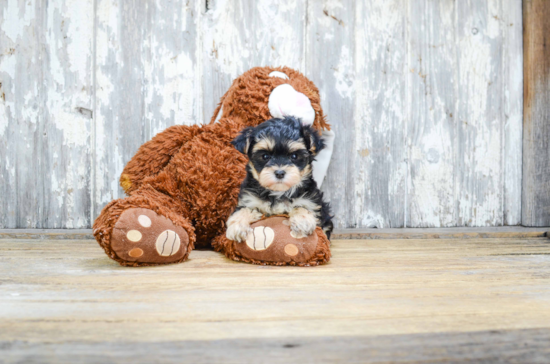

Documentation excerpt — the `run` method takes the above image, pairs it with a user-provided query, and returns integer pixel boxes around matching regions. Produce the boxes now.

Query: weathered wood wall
[0,0,524,229]
[522,0,550,227]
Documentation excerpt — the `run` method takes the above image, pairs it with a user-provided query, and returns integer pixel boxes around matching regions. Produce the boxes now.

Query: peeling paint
[1,0,523,229]
[334,46,353,99]
[201,0,306,119]
[0,101,9,137]
[202,0,250,79]
[3,0,34,42]
[51,110,90,147]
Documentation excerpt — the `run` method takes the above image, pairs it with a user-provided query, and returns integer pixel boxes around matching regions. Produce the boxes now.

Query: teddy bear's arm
[119,124,201,194]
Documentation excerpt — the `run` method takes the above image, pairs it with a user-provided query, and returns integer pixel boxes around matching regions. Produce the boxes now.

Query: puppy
[226,116,333,243]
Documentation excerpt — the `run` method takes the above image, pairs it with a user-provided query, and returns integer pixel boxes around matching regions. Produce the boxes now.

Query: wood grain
[306,0,356,228]
[1,237,550,362]
[407,0,523,228]
[352,0,408,228]
[331,226,548,240]
[407,0,456,227]
[93,0,201,218]
[0,0,42,228]
[522,0,550,226]
[4,329,550,363]
[0,0,525,229]
[201,0,307,122]
[1,226,548,240]
[0,0,94,228]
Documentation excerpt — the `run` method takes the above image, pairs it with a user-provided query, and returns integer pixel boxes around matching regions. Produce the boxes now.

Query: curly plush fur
[93,66,332,266]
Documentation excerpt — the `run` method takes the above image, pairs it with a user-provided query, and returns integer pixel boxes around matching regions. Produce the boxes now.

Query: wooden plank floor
[2,237,550,363]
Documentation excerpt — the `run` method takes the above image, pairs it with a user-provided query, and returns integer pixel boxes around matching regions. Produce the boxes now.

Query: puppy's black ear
[302,125,325,156]
[232,127,255,154]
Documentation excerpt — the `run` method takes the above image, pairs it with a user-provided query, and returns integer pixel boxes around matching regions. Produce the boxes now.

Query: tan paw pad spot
[126,230,142,242]
[155,230,181,256]
[128,248,144,258]
[246,226,275,251]
[138,215,152,228]
[282,219,290,226]
[284,244,299,256]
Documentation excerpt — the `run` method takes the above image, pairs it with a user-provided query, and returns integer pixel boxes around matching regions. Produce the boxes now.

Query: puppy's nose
[274,170,286,180]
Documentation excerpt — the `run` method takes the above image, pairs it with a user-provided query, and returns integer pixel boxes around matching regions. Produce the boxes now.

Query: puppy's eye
[290,153,298,160]
[262,154,271,161]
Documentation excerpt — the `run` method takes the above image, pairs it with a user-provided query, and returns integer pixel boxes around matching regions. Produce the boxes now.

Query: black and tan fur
[226,117,333,242]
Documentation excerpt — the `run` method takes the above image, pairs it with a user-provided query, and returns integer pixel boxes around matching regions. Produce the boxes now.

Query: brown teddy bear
[93,66,335,267]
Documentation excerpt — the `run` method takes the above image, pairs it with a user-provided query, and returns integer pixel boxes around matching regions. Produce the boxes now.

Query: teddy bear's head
[210,67,330,131]
[211,66,334,187]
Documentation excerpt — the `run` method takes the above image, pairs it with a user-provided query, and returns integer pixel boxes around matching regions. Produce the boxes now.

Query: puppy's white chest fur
[240,193,319,216]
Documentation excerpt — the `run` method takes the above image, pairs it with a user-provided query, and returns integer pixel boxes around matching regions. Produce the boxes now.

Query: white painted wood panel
[501,0,523,226]
[0,0,524,229]
[0,0,94,228]
[453,0,521,227]
[407,0,522,228]
[351,0,408,228]
[306,0,356,228]
[407,0,458,228]
[93,0,201,218]
[201,0,307,121]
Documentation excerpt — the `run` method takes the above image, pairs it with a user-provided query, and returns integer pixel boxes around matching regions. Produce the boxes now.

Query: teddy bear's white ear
[268,71,289,80]
[312,130,335,188]
[268,84,315,126]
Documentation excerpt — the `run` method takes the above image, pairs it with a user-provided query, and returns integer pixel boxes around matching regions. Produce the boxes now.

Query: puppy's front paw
[289,208,317,239]
[226,223,252,242]
[226,208,263,243]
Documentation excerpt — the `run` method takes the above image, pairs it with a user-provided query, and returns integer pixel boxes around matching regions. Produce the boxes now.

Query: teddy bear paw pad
[111,208,189,264]
[235,216,319,264]
[155,230,181,256]
[245,226,275,251]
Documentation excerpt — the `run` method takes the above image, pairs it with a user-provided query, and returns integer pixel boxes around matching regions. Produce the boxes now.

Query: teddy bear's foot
[214,216,331,266]
[110,208,190,265]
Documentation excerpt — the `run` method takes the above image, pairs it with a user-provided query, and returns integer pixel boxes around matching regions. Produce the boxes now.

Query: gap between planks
[0,226,548,241]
